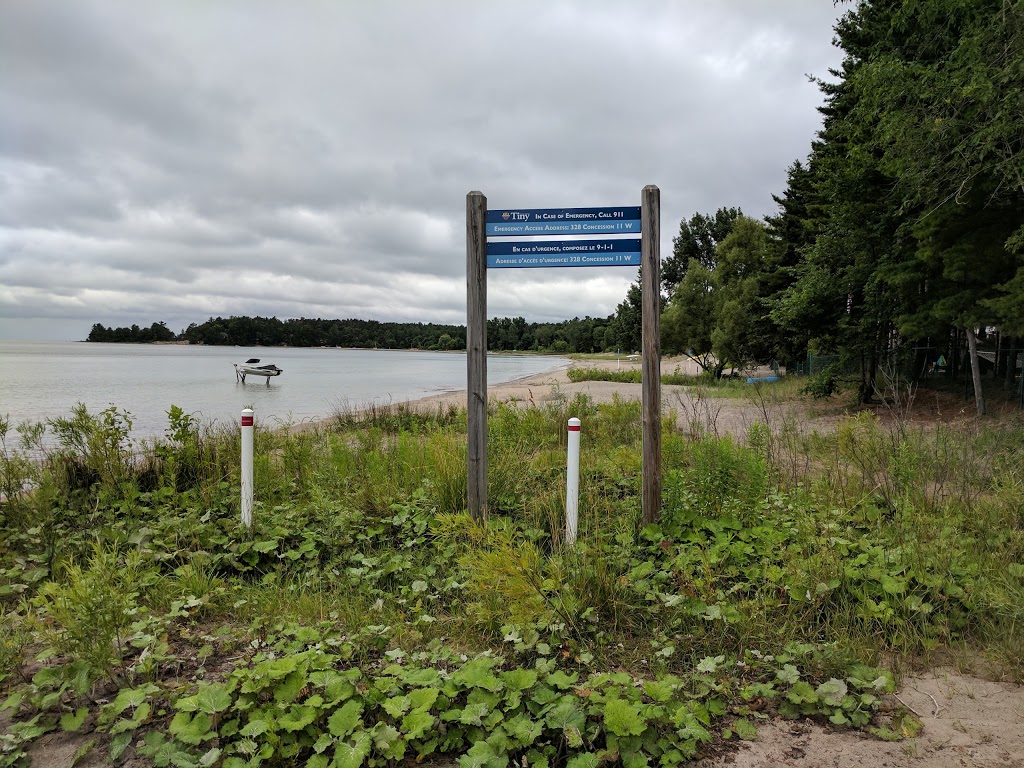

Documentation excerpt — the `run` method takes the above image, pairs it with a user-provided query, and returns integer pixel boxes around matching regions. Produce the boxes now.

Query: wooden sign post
[466,191,488,520]
[640,185,662,524]
[466,189,661,524]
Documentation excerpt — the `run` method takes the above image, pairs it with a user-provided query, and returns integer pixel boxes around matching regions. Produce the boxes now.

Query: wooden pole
[965,326,986,417]
[640,185,662,524]
[466,191,488,520]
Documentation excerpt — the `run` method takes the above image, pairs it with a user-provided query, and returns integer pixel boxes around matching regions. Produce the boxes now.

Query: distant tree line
[86,314,631,354]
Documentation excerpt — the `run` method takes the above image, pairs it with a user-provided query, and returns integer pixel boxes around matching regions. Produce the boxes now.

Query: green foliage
[662,260,717,371]
[662,207,743,295]
[87,321,175,343]
[775,670,891,727]
[802,366,839,398]
[764,0,1024,405]
[611,274,644,354]
[850,0,1023,217]
[0,417,36,515]
[710,216,776,367]
[660,216,787,372]
[869,708,923,742]
[122,636,892,768]
[566,368,803,401]
[0,610,28,685]
[47,403,136,493]
[1,394,1023,764]
[31,544,154,682]
[566,367,704,387]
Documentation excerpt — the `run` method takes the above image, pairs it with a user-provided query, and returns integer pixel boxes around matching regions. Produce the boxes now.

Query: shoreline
[80,339,569,357]
[312,355,705,426]
[307,354,822,442]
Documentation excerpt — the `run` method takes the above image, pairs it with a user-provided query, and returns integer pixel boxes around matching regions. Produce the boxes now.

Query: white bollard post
[241,408,254,529]
[566,417,581,546]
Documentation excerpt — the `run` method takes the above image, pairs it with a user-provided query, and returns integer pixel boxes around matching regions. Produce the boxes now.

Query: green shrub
[32,544,155,682]
[803,366,839,398]
[567,367,706,385]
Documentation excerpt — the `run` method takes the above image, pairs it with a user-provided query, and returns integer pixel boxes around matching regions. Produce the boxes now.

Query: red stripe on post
[568,425,580,432]
[241,416,254,427]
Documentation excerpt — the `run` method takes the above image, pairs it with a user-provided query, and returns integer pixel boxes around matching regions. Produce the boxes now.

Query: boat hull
[234,366,282,377]
[233,362,283,382]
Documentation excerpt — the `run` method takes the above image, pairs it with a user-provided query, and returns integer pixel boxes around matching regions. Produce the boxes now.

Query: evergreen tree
[662,207,742,296]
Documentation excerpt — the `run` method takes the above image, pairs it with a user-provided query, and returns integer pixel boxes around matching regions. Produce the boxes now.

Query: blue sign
[486,206,641,237]
[487,239,641,269]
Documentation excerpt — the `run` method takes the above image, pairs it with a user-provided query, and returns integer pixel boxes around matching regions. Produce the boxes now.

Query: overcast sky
[0,1,847,341]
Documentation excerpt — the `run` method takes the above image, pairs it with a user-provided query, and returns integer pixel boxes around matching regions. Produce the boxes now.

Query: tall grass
[1,393,1023,682]
[567,366,807,398]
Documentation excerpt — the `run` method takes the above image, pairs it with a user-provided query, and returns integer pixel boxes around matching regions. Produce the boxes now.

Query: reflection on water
[0,342,567,440]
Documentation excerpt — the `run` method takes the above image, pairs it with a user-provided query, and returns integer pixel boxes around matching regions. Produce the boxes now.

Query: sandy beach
[413,354,701,409]
[401,354,790,440]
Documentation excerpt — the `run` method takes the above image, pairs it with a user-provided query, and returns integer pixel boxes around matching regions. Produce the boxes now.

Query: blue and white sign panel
[486,206,641,237]
[487,239,641,269]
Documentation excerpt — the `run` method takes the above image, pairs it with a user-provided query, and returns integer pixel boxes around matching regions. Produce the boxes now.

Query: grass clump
[566,366,806,398]
[568,367,709,385]
[31,544,155,685]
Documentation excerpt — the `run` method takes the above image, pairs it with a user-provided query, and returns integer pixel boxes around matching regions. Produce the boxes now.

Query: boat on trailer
[233,358,283,383]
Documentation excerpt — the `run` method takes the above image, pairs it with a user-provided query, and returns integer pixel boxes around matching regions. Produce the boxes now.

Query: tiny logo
[502,212,511,220]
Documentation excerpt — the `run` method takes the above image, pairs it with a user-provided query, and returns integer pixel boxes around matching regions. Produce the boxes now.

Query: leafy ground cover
[0,391,1021,767]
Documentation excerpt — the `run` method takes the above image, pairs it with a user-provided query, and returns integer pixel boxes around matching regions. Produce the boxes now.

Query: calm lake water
[0,342,568,440]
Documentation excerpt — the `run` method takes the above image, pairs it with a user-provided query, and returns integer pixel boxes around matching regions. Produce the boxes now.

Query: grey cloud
[0,0,845,340]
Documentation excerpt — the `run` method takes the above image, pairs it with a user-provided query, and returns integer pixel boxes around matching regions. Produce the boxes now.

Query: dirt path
[697,669,1024,767]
